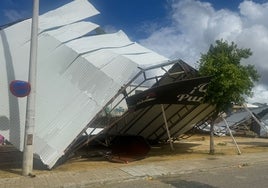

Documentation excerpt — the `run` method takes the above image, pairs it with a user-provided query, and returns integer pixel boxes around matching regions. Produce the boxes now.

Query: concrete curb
[1,152,268,188]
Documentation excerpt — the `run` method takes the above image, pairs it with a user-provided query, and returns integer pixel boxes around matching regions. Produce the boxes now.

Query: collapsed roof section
[80,60,216,147]
[213,105,268,137]
[0,0,168,168]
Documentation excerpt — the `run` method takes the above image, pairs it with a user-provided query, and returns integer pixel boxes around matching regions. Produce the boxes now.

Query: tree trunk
[209,121,215,154]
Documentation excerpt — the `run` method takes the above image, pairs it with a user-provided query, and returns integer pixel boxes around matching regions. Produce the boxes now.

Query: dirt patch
[1,134,268,178]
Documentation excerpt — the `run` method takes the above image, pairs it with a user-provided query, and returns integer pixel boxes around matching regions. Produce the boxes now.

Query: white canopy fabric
[0,0,168,168]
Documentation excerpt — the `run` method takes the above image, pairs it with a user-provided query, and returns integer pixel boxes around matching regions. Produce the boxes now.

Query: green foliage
[198,39,260,113]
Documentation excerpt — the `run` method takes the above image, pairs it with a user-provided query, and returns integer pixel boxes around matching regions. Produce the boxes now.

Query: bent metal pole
[22,0,39,176]
[161,104,174,151]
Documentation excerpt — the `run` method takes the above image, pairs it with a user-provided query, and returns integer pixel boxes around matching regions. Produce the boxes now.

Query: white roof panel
[104,42,168,65]
[45,21,99,43]
[66,30,133,54]
[39,0,99,30]
[1,20,32,48]
[0,0,170,168]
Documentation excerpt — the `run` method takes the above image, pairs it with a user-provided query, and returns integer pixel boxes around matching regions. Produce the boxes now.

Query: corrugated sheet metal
[39,0,100,30]
[95,61,216,143]
[107,103,215,141]
[45,21,99,42]
[0,0,169,168]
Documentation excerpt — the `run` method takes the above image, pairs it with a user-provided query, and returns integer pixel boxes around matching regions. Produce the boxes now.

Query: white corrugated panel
[68,31,168,66]
[104,42,168,66]
[0,0,169,168]
[0,24,31,149]
[1,20,32,49]
[39,0,99,30]
[66,30,134,54]
[45,21,99,43]
[82,51,141,85]
[1,0,99,49]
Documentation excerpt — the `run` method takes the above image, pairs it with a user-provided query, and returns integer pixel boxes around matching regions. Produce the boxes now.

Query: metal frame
[63,59,185,154]
[62,59,216,162]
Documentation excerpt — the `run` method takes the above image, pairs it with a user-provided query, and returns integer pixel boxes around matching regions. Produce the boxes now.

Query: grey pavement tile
[1,152,268,187]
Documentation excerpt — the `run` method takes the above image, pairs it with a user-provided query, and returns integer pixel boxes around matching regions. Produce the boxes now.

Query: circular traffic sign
[9,80,31,97]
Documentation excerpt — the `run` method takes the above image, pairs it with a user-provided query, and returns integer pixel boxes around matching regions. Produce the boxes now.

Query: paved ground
[90,161,268,188]
[1,135,268,188]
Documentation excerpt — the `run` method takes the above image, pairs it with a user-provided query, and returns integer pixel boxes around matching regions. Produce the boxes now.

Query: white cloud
[139,0,268,103]
[247,84,268,104]
[102,25,118,34]
[239,0,268,27]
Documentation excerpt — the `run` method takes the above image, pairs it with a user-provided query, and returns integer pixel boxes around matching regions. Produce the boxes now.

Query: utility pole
[22,0,39,176]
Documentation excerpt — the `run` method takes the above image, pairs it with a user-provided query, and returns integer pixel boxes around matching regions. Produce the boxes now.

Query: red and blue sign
[9,80,31,97]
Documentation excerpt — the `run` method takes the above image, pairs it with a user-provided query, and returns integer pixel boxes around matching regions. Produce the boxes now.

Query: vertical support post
[209,122,215,154]
[22,0,39,176]
[161,104,174,151]
[221,116,242,155]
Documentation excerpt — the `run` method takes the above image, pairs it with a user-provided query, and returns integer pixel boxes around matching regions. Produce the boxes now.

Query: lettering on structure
[126,76,211,110]
[177,83,208,103]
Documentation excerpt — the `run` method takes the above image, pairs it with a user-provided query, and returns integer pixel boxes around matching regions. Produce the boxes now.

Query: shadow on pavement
[162,179,217,188]
[0,145,47,176]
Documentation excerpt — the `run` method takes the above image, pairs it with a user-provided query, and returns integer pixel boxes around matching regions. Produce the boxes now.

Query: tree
[198,39,260,154]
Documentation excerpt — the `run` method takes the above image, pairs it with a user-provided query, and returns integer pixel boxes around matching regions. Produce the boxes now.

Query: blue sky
[0,0,264,40]
[0,0,167,40]
[0,0,265,39]
[1,0,268,103]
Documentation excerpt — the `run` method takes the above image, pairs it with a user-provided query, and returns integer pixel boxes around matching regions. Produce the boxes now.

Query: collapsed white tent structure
[0,0,169,168]
[0,0,216,168]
